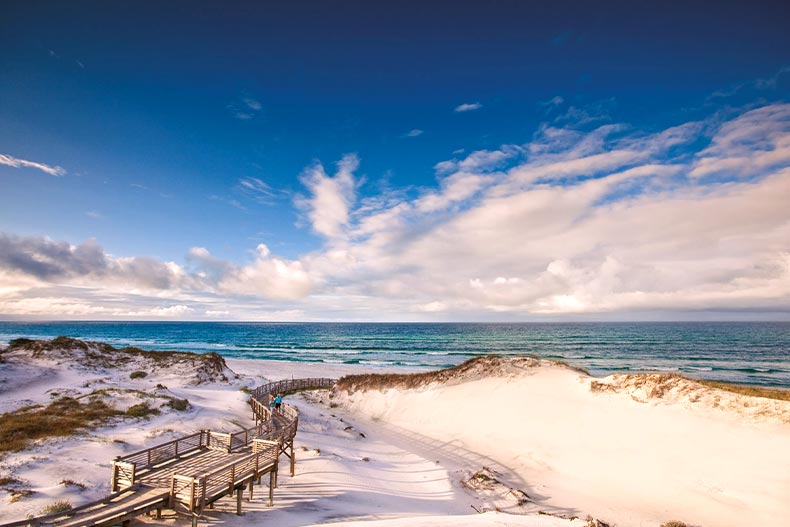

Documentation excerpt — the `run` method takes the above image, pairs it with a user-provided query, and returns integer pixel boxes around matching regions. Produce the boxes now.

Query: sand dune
[333,358,790,526]
[3,340,787,527]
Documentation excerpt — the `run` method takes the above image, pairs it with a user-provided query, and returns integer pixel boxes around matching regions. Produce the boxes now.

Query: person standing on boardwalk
[268,397,276,414]
[274,394,283,412]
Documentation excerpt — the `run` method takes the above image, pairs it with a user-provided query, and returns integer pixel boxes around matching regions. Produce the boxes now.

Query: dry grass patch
[40,500,72,515]
[698,380,790,401]
[0,396,125,453]
[660,522,688,527]
[335,355,540,393]
[60,479,86,489]
[591,373,790,402]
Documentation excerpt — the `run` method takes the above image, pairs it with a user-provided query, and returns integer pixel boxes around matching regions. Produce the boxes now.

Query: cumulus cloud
[0,153,66,176]
[1,101,789,320]
[297,154,359,239]
[454,102,483,112]
[0,234,192,291]
[219,244,313,299]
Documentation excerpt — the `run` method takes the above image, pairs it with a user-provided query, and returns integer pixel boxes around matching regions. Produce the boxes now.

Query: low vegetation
[129,370,148,379]
[0,397,125,453]
[125,402,160,418]
[166,397,190,411]
[698,379,790,401]
[60,479,86,489]
[660,522,688,527]
[335,355,540,393]
[10,489,35,502]
[5,336,231,384]
[0,387,190,453]
[40,500,72,515]
[591,373,790,402]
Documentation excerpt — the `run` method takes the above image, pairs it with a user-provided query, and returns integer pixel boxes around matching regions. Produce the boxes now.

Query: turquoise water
[0,322,788,388]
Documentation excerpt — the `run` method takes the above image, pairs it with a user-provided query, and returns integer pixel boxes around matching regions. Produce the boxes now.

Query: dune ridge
[332,356,790,526]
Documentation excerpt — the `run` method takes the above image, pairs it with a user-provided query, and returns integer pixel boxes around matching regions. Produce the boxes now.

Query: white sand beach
[1,341,788,527]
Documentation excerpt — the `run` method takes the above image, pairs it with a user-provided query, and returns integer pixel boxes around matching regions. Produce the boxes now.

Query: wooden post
[268,470,275,507]
[191,514,198,527]
[156,508,162,519]
[236,488,243,515]
[290,441,295,477]
[200,477,206,513]
[168,477,176,509]
[248,478,254,501]
[111,464,118,492]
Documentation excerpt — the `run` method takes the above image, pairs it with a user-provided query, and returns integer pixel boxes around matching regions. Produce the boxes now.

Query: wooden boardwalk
[1,378,335,527]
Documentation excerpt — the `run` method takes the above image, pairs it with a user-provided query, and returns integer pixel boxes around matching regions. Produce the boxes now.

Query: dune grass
[0,397,124,453]
[40,500,72,515]
[335,355,542,393]
[698,380,790,401]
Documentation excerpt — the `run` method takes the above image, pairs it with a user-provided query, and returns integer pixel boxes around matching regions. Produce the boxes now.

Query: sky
[1,0,789,321]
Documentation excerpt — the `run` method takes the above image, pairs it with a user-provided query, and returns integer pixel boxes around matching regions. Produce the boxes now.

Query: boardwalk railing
[6,377,336,527]
[112,431,206,491]
[249,377,335,434]
[169,441,280,515]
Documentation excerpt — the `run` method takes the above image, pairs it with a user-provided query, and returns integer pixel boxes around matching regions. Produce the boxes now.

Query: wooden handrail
[3,377,336,527]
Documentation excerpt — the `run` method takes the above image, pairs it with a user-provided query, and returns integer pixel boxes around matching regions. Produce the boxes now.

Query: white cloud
[297,154,359,239]
[546,96,564,106]
[0,153,66,176]
[238,176,276,204]
[219,244,313,299]
[404,129,424,137]
[242,98,262,111]
[2,102,790,320]
[689,104,790,179]
[228,96,263,120]
[454,102,483,113]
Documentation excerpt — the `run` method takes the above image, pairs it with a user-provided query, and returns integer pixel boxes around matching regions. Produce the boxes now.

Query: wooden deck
[1,377,335,527]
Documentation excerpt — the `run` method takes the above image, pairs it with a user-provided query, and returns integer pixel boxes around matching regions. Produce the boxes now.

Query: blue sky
[1,1,789,320]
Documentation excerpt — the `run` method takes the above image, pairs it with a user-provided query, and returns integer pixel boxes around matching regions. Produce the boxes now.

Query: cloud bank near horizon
[1,101,789,321]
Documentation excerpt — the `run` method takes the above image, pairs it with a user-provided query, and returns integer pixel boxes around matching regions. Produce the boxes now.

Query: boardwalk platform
[0,378,335,527]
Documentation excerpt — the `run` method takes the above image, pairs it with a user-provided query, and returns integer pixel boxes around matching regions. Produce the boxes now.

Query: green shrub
[7,338,35,349]
[129,370,148,379]
[125,403,160,418]
[166,398,189,411]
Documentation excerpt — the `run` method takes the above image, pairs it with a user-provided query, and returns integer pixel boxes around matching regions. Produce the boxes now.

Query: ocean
[0,321,788,388]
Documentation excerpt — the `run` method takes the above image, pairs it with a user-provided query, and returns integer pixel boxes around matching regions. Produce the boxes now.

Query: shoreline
[2,321,789,389]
